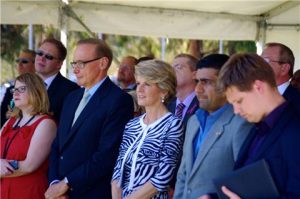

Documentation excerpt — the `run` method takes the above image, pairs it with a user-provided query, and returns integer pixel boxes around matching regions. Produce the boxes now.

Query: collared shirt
[84,76,107,102]
[243,101,289,165]
[44,73,58,89]
[176,92,196,119]
[193,103,230,162]
[277,81,290,95]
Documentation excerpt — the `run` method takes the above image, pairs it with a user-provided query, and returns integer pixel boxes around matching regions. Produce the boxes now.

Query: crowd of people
[1,38,300,199]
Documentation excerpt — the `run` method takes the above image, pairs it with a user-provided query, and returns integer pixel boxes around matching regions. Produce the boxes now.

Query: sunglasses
[10,86,27,94]
[36,50,58,61]
[15,58,32,64]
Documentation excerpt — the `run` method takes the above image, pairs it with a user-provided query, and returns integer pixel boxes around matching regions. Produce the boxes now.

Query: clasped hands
[45,180,69,199]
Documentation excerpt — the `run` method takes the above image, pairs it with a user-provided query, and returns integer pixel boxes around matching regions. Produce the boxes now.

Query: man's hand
[198,194,212,199]
[45,180,69,199]
[222,186,241,199]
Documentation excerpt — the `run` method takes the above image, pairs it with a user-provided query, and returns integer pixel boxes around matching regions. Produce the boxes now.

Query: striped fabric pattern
[112,113,184,199]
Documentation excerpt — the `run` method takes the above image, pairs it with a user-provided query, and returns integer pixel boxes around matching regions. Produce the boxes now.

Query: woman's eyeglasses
[15,58,33,64]
[36,50,59,61]
[10,86,27,94]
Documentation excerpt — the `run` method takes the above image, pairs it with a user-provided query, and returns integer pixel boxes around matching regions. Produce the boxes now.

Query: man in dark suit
[261,42,300,113]
[35,38,79,122]
[1,49,36,127]
[45,38,134,199]
[218,53,300,198]
[168,54,199,126]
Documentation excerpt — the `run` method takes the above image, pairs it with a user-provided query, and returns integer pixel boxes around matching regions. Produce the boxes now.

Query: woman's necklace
[13,114,37,129]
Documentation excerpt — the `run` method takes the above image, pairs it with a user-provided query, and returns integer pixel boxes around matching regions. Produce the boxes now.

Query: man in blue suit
[218,53,300,198]
[261,42,300,113]
[45,38,134,199]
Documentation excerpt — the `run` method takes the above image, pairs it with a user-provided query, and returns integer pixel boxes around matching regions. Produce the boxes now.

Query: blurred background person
[1,49,36,127]
[1,73,57,199]
[112,59,184,199]
[116,56,138,91]
[168,54,199,126]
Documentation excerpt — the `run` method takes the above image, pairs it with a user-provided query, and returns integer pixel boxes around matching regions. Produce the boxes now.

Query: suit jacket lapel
[190,105,232,178]
[47,72,62,97]
[62,78,111,148]
[185,117,200,174]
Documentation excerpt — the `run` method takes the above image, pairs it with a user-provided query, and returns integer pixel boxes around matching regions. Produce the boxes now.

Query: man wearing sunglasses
[35,38,79,122]
[261,42,300,113]
[1,49,36,127]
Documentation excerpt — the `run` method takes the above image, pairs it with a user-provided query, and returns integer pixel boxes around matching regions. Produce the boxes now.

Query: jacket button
[60,156,64,160]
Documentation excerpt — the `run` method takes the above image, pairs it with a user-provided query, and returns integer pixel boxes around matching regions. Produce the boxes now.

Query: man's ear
[253,80,265,94]
[99,57,110,70]
[280,63,291,76]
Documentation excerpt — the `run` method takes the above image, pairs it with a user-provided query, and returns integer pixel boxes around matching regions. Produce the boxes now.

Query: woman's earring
[161,96,165,103]
[10,99,15,109]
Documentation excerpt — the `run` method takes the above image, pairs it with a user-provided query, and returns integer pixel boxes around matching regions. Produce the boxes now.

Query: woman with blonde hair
[0,73,56,199]
[112,59,184,199]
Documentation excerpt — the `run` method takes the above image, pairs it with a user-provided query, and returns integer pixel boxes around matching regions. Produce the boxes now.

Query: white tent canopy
[1,0,300,68]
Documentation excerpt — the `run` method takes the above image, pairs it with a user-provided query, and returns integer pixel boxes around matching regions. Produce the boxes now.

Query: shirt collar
[258,101,289,131]
[176,92,196,107]
[44,73,58,89]
[277,81,290,95]
[85,76,107,98]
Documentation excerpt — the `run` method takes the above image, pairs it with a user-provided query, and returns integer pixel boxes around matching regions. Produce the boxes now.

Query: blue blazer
[49,78,134,199]
[235,103,300,198]
[47,72,79,122]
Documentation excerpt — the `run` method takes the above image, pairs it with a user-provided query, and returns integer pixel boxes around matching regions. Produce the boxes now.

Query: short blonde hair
[135,59,177,104]
[10,73,50,118]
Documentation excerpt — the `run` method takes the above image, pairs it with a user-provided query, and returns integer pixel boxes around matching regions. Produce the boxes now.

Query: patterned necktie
[175,103,185,119]
[72,90,90,125]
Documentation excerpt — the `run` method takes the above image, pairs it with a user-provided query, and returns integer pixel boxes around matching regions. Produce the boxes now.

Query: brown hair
[77,38,113,67]
[41,38,67,61]
[217,53,277,92]
[264,42,294,77]
[135,59,177,104]
[10,73,50,118]
[174,53,198,71]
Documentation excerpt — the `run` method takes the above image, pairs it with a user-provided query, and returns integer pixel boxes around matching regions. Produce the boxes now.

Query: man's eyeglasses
[15,58,33,64]
[70,57,103,69]
[36,50,58,61]
[10,86,27,94]
[263,57,286,64]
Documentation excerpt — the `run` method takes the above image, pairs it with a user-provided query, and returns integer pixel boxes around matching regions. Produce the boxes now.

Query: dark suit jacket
[49,77,134,199]
[283,84,300,114]
[235,103,300,198]
[47,73,79,122]
[1,85,13,127]
[167,96,199,126]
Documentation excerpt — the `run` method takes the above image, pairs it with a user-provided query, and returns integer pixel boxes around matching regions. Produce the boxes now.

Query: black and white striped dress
[112,112,183,199]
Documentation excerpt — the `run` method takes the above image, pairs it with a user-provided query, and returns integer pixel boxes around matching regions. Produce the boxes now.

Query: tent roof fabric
[1,0,300,67]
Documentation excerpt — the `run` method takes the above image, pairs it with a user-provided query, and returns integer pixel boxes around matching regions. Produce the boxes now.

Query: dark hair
[265,42,294,77]
[217,53,277,92]
[174,53,198,71]
[124,56,138,65]
[41,38,67,61]
[196,54,229,71]
[77,38,113,67]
